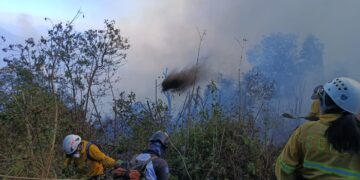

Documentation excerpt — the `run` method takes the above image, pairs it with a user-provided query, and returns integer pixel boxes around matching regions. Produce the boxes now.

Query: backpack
[85,141,106,161]
[115,153,157,180]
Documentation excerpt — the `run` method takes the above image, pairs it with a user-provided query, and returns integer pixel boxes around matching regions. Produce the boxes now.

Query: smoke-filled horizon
[1,0,360,102]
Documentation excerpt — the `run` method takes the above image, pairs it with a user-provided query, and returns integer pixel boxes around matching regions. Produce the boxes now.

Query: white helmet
[63,134,82,155]
[323,77,360,114]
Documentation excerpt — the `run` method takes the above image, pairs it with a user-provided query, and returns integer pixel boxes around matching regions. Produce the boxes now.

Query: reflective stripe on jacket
[275,114,360,179]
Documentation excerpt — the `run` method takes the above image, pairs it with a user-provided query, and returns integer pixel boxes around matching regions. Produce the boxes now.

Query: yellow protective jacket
[64,140,116,177]
[306,99,320,119]
[275,114,360,179]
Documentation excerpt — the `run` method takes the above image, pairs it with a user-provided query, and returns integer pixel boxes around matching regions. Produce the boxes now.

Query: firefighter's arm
[155,159,170,180]
[89,145,116,168]
[157,165,169,180]
[275,126,303,180]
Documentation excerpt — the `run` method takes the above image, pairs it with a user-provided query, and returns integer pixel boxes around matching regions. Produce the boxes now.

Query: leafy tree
[298,34,325,83]
[0,17,129,178]
[246,33,324,97]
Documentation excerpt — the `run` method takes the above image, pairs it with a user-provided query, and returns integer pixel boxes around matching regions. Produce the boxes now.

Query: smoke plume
[162,64,207,93]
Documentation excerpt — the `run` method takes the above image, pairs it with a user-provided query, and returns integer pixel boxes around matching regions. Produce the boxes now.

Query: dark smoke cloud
[162,64,207,93]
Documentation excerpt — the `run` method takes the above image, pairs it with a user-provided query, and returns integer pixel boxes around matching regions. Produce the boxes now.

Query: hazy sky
[1,0,360,101]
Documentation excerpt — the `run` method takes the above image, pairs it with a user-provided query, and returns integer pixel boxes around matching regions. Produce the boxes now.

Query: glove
[112,167,127,176]
[129,170,141,180]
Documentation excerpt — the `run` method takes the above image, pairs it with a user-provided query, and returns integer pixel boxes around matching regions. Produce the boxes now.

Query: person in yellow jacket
[276,77,360,179]
[304,85,322,121]
[62,134,116,179]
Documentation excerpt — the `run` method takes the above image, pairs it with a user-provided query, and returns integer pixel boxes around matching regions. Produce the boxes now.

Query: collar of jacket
[143,149,160,157]
[80,140,89,155]
[318,113,341,124]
